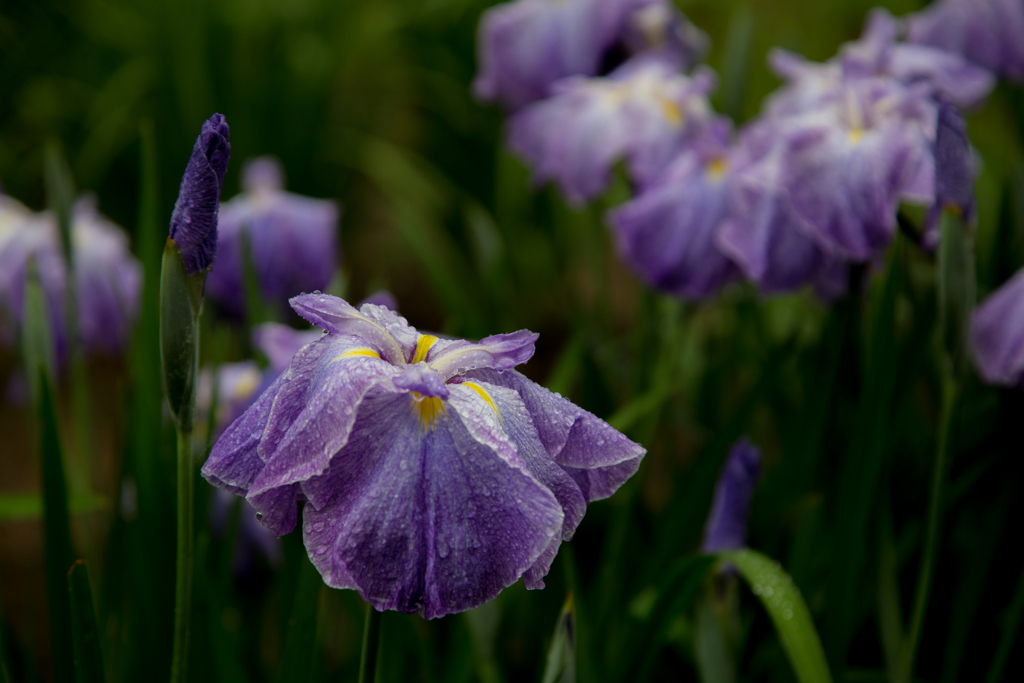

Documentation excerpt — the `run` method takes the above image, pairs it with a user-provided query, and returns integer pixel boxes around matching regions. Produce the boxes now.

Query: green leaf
[159,239,204,432]
[938,209,976,378]
[43,140,76,267]
[724,549,833,683]
[278,558,323,683]
[615,554,716,682]
[542,593,576,683]
[824,238,903,669]
[68,560,105,683]
[21,260,76,683]
[718,4,755,121]
[985,558,1024,683]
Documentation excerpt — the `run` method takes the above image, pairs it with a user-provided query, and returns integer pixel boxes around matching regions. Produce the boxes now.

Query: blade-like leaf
[725,549,833,683]
[278,558,323,683]
[542,593,576,683]
[938,209,976,377]
[68,560,105,683]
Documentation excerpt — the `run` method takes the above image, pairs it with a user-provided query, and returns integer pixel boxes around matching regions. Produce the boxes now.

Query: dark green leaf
[725,549,833,683]
[938,209,976,378]
[68,560,105,683]
[159,239,204,432]
[278,558,323,683]
[985,558,1024,683]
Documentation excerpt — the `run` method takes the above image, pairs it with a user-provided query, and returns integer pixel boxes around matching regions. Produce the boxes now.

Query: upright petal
[253,322,323,374]
[427,330,538,380]
[289,293,416,365]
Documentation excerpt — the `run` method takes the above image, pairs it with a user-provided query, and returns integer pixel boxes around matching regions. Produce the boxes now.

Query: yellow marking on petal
[848,128,864,145]
[329,348,381,365]
[412,334,439,364]
[231,370,261,401]
[462,382,498,415]
[661,98,683,127]
[412,392,446,430]
[707,158,728,181]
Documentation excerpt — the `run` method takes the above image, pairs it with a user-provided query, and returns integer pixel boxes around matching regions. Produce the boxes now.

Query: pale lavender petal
[462,368,645,502]
[701,437,761,553]
[970,267,1024,385]
[289,293,416,365]
[359,289,397,311]
[241,156,285,193]
[253,322,323,374]
[426,330,537,381]
[301,385,563,618]
[908,0,1024,83]
[608,145,741,299]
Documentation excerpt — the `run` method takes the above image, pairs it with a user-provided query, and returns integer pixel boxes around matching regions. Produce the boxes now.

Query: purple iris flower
[202,294,644,618]
[607,120,741,298]
[970,268,1024,386]
[508,52,716,204]
[701,438,761,554]
[206,156,339,317]
[908,0,1024,83]
[933,99,976,224]
[169,113,230,275]
[474,0,705,110]
[841,8,995,109]
[0,194,142,359]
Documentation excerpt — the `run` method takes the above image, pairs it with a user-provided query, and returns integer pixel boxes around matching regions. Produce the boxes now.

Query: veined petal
[463,368,645,502]
[202,371,288,496]
[290,293,415,365]
[301,385,563,618]
[252,335,398,497]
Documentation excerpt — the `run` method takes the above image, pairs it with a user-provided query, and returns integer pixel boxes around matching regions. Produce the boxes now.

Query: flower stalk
[358,604,382,683]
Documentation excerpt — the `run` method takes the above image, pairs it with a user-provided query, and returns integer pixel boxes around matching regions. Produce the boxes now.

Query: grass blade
[541,593,576,683]
[725,549,833,683]
[278,558,323,683]
[68,560,105,683]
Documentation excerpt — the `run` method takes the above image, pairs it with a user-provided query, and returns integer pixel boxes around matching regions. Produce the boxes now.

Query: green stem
[900,375,957,681]
[170,428,195,683]
[358,603,382,683]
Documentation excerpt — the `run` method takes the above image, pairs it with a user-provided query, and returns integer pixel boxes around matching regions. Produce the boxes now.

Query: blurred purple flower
[970,267,1024,385]
[0,194,141,360]
[206,156,339,316]
[203,294,644,618]
[841,8,995,109]
[169,114,230,275]
[607,121,741,298]
[908,0,1024,83]
[933,100,976,224]
[701,438,761,554]
[509,53,716,203]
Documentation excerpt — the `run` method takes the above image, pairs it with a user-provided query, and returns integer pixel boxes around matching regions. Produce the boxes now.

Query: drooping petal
[301,384,563,618]
[463,368,645,502]
[608,145,740,299]
[701,437,761,553]
[908,0,1024,83]
[289,293,416,365]
[202,371,289,496]
[970,267,1024,385]
[252,335,398,500]
[448,379,588,588]
[168,114,230,275]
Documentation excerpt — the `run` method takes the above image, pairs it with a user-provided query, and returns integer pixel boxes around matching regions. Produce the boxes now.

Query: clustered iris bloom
[206,156,340,317]
[203,294,644,617]
[0,192,141,362]
[478,2,1007,302]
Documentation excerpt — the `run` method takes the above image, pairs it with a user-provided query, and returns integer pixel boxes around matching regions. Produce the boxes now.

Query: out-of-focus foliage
[1,0,1023,682]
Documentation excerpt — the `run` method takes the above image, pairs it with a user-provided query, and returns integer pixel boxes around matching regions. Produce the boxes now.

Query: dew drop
[312,521,325,532]
[315,544,328,555]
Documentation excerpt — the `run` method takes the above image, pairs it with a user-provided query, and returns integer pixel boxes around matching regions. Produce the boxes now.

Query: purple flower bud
[908,0,1024,83]
[933,100,975,223]
[202,293,644,617]
[701,438,761,554]
[169,113,231,275]
[205,155,339,316]
[508,53,716,203]
[970,267,1024,385]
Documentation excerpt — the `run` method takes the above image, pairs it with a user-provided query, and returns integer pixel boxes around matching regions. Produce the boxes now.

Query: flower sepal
[160,236,206,433]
